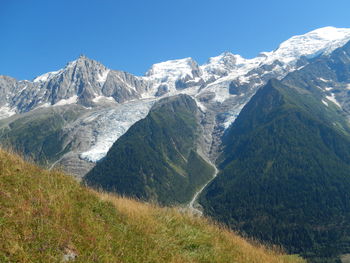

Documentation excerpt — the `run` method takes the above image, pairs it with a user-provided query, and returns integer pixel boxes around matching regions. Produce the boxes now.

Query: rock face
[0,55,151,114]
[1,27,350,179]
[3,26,350,261]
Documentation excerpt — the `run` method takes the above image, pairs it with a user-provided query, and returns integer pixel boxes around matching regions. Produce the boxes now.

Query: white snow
[197,27,350,103]
[326,93,341,108]
[32,58,79,83]
[54,95,78,106]
[80,99,156,162]
[65,59,78,69]
[35,102,51,109]
[7,26,350,165]
[0,105,16,119]
[17,85,28,93]
[144,57,199,94]
[146,57,195,80]
[33,70,63,83]
[5,26,349,171]
[115,73,137,92]
[319,77,330,82]
[223,114,238,129]
[263,27,350,65]
[201,53,263,83]
[202,80,233,103]
[201,52,246,81]
[96,69,110,84]
[194,98,207,112]
[92,96,115,103]
[222,103,246,129]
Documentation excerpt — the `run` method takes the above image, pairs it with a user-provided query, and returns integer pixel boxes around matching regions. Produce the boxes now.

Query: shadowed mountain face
[1,28,350,179]
[84,95,215,205]
[200,79,350,262]
[2,28,350,262]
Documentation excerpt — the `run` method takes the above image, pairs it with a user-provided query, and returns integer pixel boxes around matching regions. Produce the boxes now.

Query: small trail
[188,162,218,215]
[48,156,65,171]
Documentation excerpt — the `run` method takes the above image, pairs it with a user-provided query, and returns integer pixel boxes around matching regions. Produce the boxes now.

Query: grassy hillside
[0,149,304,263]
[200,79,350,262]
[84,94,214,205]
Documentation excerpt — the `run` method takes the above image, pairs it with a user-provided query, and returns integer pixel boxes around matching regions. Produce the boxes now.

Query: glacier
[2,26,350,167]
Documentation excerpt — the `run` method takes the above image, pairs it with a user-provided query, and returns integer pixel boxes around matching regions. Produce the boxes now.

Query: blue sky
[1,0,350,80]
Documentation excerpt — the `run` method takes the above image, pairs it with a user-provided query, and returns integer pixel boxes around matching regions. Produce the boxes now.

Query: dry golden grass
[0,149,305,263]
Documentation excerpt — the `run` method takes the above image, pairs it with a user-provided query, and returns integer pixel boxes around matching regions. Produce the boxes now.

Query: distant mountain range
[2,26,350,262]
[1,27,349,176]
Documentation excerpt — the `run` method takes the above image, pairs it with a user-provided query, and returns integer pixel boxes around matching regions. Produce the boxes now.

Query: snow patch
[322,99,329,107]
[96,69,110,84]
[17,85,28,93]
[33,70,62,83]
[194,98,207,112]
[326,93,341,108]
[319,77,330,82]
[92,96,115,103]
[54,95,78,106]
[36,102,51,109]
[0,105,16,119]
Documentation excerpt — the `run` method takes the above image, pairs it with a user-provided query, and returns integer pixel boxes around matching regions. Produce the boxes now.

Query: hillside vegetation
[0,106,85,166]
[200,79,350,262]
[85,95,214,205]
[0,149,304,263]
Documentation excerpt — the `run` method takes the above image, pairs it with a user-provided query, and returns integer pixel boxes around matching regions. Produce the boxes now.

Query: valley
[2,26,350,262]
[188,162,218,215]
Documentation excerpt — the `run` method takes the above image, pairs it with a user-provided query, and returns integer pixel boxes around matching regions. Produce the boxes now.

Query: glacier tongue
[79,99,156,162]
[3,26,350,168]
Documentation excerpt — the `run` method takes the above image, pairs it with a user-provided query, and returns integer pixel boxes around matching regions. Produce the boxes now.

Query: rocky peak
[144,57,203,94]
[201,52,246,79]
[145,57,201,79]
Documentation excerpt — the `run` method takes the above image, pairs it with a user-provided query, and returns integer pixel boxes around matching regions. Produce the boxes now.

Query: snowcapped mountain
[1,26,350,177]
[144,57,203,96]
[0,55,151,117]
[198,26,350,102]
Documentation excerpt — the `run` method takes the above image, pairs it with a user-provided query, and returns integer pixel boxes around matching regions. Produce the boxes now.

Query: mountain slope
[1,27,350,178]
[0,105,86,166]
[199,79,350,262]
[0,149,304,263]
[84,95,215,205]
[282,40,350,114]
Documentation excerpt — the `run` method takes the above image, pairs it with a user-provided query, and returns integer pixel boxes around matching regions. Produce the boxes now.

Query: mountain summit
[1,27,350,176]
[2,26,350,262]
